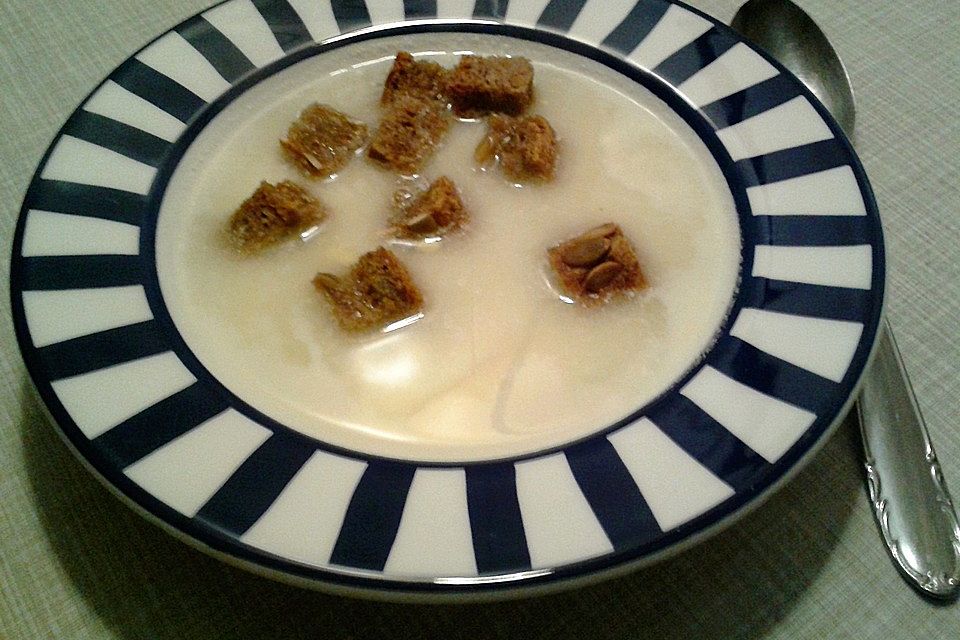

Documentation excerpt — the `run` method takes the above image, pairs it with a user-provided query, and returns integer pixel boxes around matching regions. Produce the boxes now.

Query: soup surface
[156,34,741,462]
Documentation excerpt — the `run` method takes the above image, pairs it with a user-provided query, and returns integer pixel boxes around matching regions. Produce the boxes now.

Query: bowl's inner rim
[150,28,746,464]
[139,21,762,468]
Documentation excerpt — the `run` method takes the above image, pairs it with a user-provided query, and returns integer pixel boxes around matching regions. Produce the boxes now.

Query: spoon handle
[858,318,960,599]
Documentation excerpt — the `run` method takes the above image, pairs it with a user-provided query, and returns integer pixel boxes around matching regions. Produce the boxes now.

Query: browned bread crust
[280,103,368,179]
[228,180,326,253]
[381,51,449,106]
[447,55,534,117]
[548,223,646,305]
[313,247,424,331]
[475,114,557,182]
[367,94,450,175]
[391,176,469,238]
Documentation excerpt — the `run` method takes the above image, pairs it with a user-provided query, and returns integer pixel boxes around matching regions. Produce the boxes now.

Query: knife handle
[858,317,960,599]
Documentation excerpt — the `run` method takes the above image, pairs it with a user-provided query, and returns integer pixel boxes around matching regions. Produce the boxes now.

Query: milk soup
[156,34,741,462]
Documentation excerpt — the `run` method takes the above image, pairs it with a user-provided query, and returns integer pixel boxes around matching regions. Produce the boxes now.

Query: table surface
[1,0,958,638]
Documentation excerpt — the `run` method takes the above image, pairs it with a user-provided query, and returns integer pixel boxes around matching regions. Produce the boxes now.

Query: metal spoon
[731,0,960,600]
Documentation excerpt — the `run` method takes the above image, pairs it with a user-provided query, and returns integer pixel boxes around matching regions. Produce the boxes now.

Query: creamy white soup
[156,34,741,462]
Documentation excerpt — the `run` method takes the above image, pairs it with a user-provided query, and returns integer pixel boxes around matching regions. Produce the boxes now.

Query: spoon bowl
[731,0,856,137]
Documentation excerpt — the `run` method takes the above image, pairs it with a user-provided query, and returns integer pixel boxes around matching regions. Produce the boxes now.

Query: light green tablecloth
[1,1,958,637]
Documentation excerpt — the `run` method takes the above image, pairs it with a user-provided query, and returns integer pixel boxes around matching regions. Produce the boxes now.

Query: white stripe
[678,43,779,108]
[516,453,612,569]
[753,245,873,289]
[436,0,476,19]
[203,0,286,67]
[21,210,139,257]
[241,450,367,566]
[286,0,339,41]
[568,0,636,45]
[367,0,405,25]
[83,81,186,143]
[731,308,863,382]
[136,31,231,102]
[717,96,833,161]
[51,352,195,439]
[747,166,867,216]
[124,410,271,517]
[681,367,816,463]
[384,468,477,577]
[23,286,153,348]
[608,419,734,531]
[628,5,711,70]
[504,0,551,26]
[41,136,155,195]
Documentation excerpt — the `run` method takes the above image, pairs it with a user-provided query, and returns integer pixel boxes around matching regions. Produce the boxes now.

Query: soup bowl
[10,0,883,600]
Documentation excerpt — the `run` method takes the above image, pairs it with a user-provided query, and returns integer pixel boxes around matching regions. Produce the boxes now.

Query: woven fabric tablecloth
[1,0,958,638]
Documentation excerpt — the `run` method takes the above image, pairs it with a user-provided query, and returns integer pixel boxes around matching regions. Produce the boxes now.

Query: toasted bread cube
[228,180,326,253]
[381,51,449,106]
[280,103,368,179]
[475,114,557,182]
[367,94,449,175]
[314,247,424,332]
[548,223,646,304]
[447,55,534,117]
[391,176,469,239]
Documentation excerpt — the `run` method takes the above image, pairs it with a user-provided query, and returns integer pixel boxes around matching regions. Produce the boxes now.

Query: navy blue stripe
[646,395,771,492]
[176,16,256,83]
[92,382,228,468]
[465,463,531,574]
[251,0,313,53]
[601,0,669,55]
[329,461,415,571]
[735,138,847,186]
[34,320,168,381]
[706,337,837,412]
[698,73,800,130]
[331,0,372,32]
[750,215,873,246]
[754,279,873,323]
[537,0,587,32]
[26,180,146,226]
[565,440,661,548]
[109,58,205,124]
[196,432,315,536]
[651,27,737,86]
[63,111,169,168]
[403,0,437,19]
[20,255,141,291]
[473,0,507,19]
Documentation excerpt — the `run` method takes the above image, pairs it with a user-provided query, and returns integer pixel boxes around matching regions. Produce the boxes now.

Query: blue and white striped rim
[10,0,884,596]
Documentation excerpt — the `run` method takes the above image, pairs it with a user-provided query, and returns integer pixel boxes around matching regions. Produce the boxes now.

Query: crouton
[475,114,557,182]
[313,247,424,332]
[391,176,469,239]
[381,51,449,106]
[227,180,326,253]
[548,223,646,304]
[280,103,368,179]
[447,55,534,117]
[367,94,449,175]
